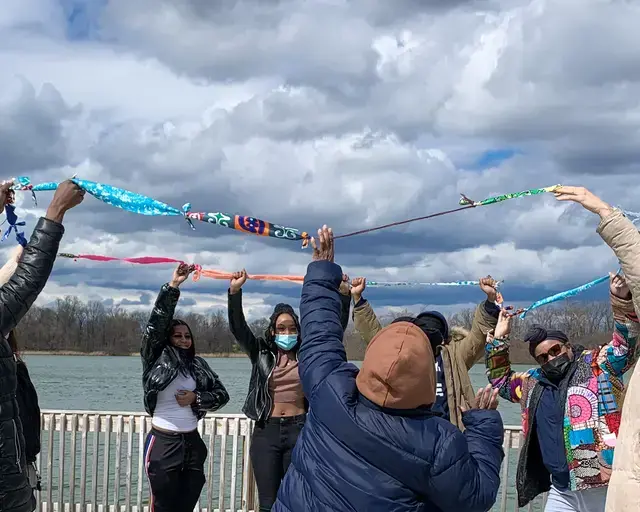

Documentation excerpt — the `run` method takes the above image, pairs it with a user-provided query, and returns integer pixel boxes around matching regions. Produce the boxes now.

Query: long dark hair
[169,318,196,360]
[264,303,302,352]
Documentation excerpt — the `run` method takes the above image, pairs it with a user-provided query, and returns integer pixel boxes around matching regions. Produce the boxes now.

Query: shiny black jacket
[141,284,229,420]
[228,289,351,425]
[15,360,40,464]
[0,218,63,512]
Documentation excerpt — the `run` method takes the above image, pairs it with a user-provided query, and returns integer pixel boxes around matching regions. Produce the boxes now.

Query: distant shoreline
[22,351,247,358]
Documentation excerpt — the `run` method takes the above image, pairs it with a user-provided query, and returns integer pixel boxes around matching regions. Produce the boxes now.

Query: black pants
[144,427,208,512]
[250,414,306,512]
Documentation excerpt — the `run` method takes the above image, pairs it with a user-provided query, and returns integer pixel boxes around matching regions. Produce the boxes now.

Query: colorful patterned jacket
[485,291,639,507]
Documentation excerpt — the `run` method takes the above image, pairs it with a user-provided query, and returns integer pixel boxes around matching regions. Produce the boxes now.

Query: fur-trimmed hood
[449,325,470,344]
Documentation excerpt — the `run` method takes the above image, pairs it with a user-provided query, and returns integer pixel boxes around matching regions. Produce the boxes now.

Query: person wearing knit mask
[485,271,639,511]
[272,225,505,512]
[350,275,500,429]
[227,269,352,512]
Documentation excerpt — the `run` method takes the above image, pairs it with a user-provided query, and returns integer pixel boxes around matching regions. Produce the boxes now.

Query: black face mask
[541,353,571,382]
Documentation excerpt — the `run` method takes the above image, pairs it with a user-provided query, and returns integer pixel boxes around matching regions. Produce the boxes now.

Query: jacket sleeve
[427,410,504,512]
[298,260,347,401]
[16,360,41,463]
[597,291,640,377]
[339,292,350,333]
[352,299,383,344]
[193,359,230,413]
[457,300,500,369]
[597,209,640,315]
[227,289,259,361]
[485,336,535,404]
[0,218,64,337]
[141,284,179,370]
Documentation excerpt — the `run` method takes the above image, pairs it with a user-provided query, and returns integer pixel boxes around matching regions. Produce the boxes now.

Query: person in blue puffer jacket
[272,225,505,512]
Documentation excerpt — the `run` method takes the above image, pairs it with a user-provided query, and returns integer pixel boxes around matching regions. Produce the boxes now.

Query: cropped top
[269,351,305,406]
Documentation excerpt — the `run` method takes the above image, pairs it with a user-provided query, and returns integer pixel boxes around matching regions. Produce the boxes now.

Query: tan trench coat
[353,300,497,430]
[599,210,640,512]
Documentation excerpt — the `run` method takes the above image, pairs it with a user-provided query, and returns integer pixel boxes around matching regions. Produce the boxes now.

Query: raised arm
[597,207,640,315]
[141,264,194,370]
[0,180,83,336]
[350,278,383,344]
[227,270,259,361]
[298,226,348,400]
[141,284,179,369]
[597,276,640,377]
[484,311,533,404]
[455,277,501,369]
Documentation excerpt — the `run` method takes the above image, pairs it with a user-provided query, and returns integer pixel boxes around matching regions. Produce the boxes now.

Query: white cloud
[0,0,637,320]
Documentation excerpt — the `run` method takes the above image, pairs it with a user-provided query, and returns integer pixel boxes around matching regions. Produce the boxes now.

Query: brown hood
[356,321,436,410]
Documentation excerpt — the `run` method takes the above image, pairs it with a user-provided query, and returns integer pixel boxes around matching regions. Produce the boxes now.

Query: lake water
[23,355,527,426]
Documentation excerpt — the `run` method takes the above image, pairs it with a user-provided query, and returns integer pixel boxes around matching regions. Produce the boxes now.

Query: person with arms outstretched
[272,225,504,512]
[0,179,84,512]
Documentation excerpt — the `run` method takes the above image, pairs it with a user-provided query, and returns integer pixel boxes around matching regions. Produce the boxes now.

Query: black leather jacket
[0,217,64,512]
[15,359,41,464]
[141,284,229,420]
[228,289,350,425]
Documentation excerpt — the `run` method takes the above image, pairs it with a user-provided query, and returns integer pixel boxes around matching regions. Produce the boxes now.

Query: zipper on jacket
[258,354,276,422]
[13,419,22,472]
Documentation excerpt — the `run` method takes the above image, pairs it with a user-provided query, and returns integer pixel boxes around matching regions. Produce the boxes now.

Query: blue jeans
[545,486,607,512]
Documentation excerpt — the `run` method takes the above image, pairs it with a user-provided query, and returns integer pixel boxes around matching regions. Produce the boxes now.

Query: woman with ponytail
[141,263,229,512]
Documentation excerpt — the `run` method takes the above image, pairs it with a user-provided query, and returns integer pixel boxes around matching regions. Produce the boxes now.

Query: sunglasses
[535,343,565,365]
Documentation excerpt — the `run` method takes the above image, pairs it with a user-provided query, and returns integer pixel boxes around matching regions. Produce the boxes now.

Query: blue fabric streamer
[519,274,611,319]
[33,179,182,216]
[366,280,482,287]
[2,204,27,247]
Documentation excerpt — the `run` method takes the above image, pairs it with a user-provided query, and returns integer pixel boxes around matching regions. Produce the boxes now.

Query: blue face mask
[275,334,298,351]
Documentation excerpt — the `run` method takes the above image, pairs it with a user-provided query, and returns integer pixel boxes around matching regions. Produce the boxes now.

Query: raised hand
[351,277,366,303]
[229,269,248,294]
[553,186,613,219]
[479,275,498,303]
[310,225,334,263]
[0,179,15,207]
[494,309,512,339]
[610,272,631,300]
[46,180,85,223]
[170,263,196,288]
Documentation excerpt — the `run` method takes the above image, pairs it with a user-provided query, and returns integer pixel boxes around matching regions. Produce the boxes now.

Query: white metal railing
[34,411,547,512]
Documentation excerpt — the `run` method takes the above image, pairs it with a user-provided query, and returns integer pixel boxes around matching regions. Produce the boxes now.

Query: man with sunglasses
[486,273,638,511]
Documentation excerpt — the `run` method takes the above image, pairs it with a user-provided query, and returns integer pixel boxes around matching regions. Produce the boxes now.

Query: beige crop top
[269,351,305,406]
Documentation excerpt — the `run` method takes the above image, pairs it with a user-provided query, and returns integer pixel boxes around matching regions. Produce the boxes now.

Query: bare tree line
[14,296,617,364]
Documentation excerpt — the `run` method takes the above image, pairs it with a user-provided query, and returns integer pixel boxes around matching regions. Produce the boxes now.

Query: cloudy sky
[1,0,638,320]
